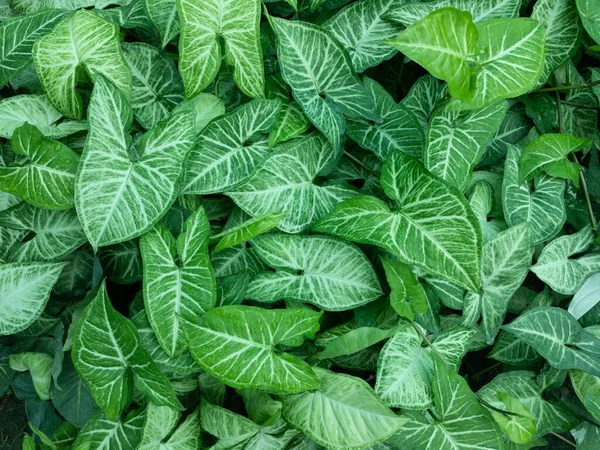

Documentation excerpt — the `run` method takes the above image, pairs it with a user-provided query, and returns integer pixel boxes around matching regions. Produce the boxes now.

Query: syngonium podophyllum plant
[2,0,600,449]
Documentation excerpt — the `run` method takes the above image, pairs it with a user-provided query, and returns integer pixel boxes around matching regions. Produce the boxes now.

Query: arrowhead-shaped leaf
[9,352,53,400]
[143,0,179,49]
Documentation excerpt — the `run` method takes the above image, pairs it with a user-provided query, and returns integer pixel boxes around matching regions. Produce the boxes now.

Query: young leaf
[32,10,132,119]
[9,352,53,400]
[142,0,179,49]
[171,92,225,135]
[469,180,507,243]
[210,212,285,253]
[490,393,537,444]
[140,206,216,357]
[75,75,195,249]
[246,234,382,311]
[186,305,321,393]
[381,258,427,321]
[138,403,201,450]
[318,326,400,360]
[282,367,406,450]
[568,273,600,320]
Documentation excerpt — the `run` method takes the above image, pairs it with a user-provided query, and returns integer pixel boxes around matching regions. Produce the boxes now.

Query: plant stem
[561,100,600,110]
[472,360,502,379]
[550,432,577,448]
[343,151,381,178]
[411,322,448,366]
[533,79,600,93]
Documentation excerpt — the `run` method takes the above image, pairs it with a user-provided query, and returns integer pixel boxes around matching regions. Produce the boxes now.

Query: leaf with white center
[346,77,425,160]
[210,212,285,253]
[228,133,358,233]
[138,403,201,450]
[389,358,503,450]
[502,146,566,245]
[172,92,225,135]
[481,108,532,165]
[74,409,145,450]
[143,0,179,48]
[502,307,600,377]
[425,100,506,191]
[100,240,143,285]
[0,123,79,210]
[314,150,482,292]
[246,234,382,311]
[322,0,402,72]
[140,206,216,357]
[122,42,184,130]
[282,367,405,450]
[9,352,53,400]
[577,0,600,45]
[478,371,577,437]
[519,133,589,185]
[186,305,321,393]
[72,282,182,419]
[182,99,281,194]
[75,75,195,249]
[531,226,600,295]
[532,0,583,84]
[385,8,479,101]
[0,203,87,262]
[177,0,264,99]
[32,10,131,119]
[270,17,379,149]
[462,224,533,343]
[569,273,600,320]
[200,397,262,448]
[0,9,69,88]
[375,324,474,408]
[0,261,64,335]
[0,95,87,139]
[468,181,507,244]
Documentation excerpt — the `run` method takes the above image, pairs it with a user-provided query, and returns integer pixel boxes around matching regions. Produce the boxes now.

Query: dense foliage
[1,0,600,449]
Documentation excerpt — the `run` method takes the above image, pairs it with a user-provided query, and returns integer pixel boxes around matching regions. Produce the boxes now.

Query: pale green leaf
[491,393,536,444]
[568,273,600,320]
[468,181,507,244]
[246,234,382,311]
[138,403,201,450]
[210,212,285,253]
[200,397,262,448]
[577,0,600,45]
[9,352,53,400]
[171,93,225,135]
[74,409,145,450]
[318,326,400,360]
[143,0,179,48]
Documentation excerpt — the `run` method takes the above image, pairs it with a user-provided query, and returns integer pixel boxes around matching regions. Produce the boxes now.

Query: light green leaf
[491,393,536,444]
[314,150,482,292]
[375,324,474,408]
[72,282,182,419]
[74,409,145,450]
[0,123,79,210]
[32,10,132,119]
[172,93,225,135]
[318,326,400,360]
[9,352,53,400]
[140,206,216,357]
[143,0,179,48]
[282,367,405,450]
[346,76,425,160]
[468,180,507,244]
[0,9,69,88]
[75,75,195,249]
[568,273,600,320]
[381,258,427,321]
[201,397,261,448]
[186,305,321,393]
[577,0,600,45]
[0,203,87,262]
[182,99,281,194]
[177,0,264,99]
[138,403,201,450]
[322,0,402,72]
[0,261,64,335]
[388,358,503,450]
[228,133,358,233]
[267,101,311,148]
[462,223,534,343]
[122,42,184,130]
[246,234,382,311]
[0,95,87,139]
[531,226,600,295]
[210,212,285,253]
[425,100,507,191]
[270,17,379,149]
[502,146,566,245]
[503,307,600,377]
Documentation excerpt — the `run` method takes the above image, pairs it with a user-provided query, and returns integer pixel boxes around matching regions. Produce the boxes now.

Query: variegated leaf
[143,0,179,49]
[74,409,145,450]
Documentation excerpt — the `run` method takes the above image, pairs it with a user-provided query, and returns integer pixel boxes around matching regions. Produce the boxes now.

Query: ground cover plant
[1,0,600,448]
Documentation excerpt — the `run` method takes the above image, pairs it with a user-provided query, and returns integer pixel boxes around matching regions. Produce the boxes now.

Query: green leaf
[122,42,184,130]
[186,305,321,393]
[228,133,358,233]
[400,75,445,129]
[139,206,216,357]
[425,100,507,191]
[502,146,566,245]
[9,352,53,400]
[210,212,285,252]
[171,92,225,135]
[503,306,600,377]
[389,358,503,450]
[568,273,600,320]
[138,403,201,450]
[0,123,79,210]
[99,240,143,285]
[491,393,536,444]
[314,150,482,292]
[577,0,600,45]
[32,10,132,119]
[482,108,533,165]
[318,326,400,360]
[381,258,427,321]
[143,0,179,48]
[200,397,262,447]
[177,0,264,99]
[0,95,87,139]
[75,75,195,249]
[468,180,507,243]
[531,226,600,295]
[0,261,64,335]
[182,99,281,194]
[74,409,145,450]
[282,367,405,450]
[267,101,311,148]
[270,17,379,149]
[0,9,69,88]
[346,76,425,160]
[72,282,182,419]
[322,0,402,72]
[246,234,382,311]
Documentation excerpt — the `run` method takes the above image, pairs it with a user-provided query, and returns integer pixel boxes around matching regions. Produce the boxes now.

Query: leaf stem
[343,151,381,178]
[472,360,502,379]
[550,432,577,448]
[532,79,600,93]
[411,322,448,367]
[561,100,600,110]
